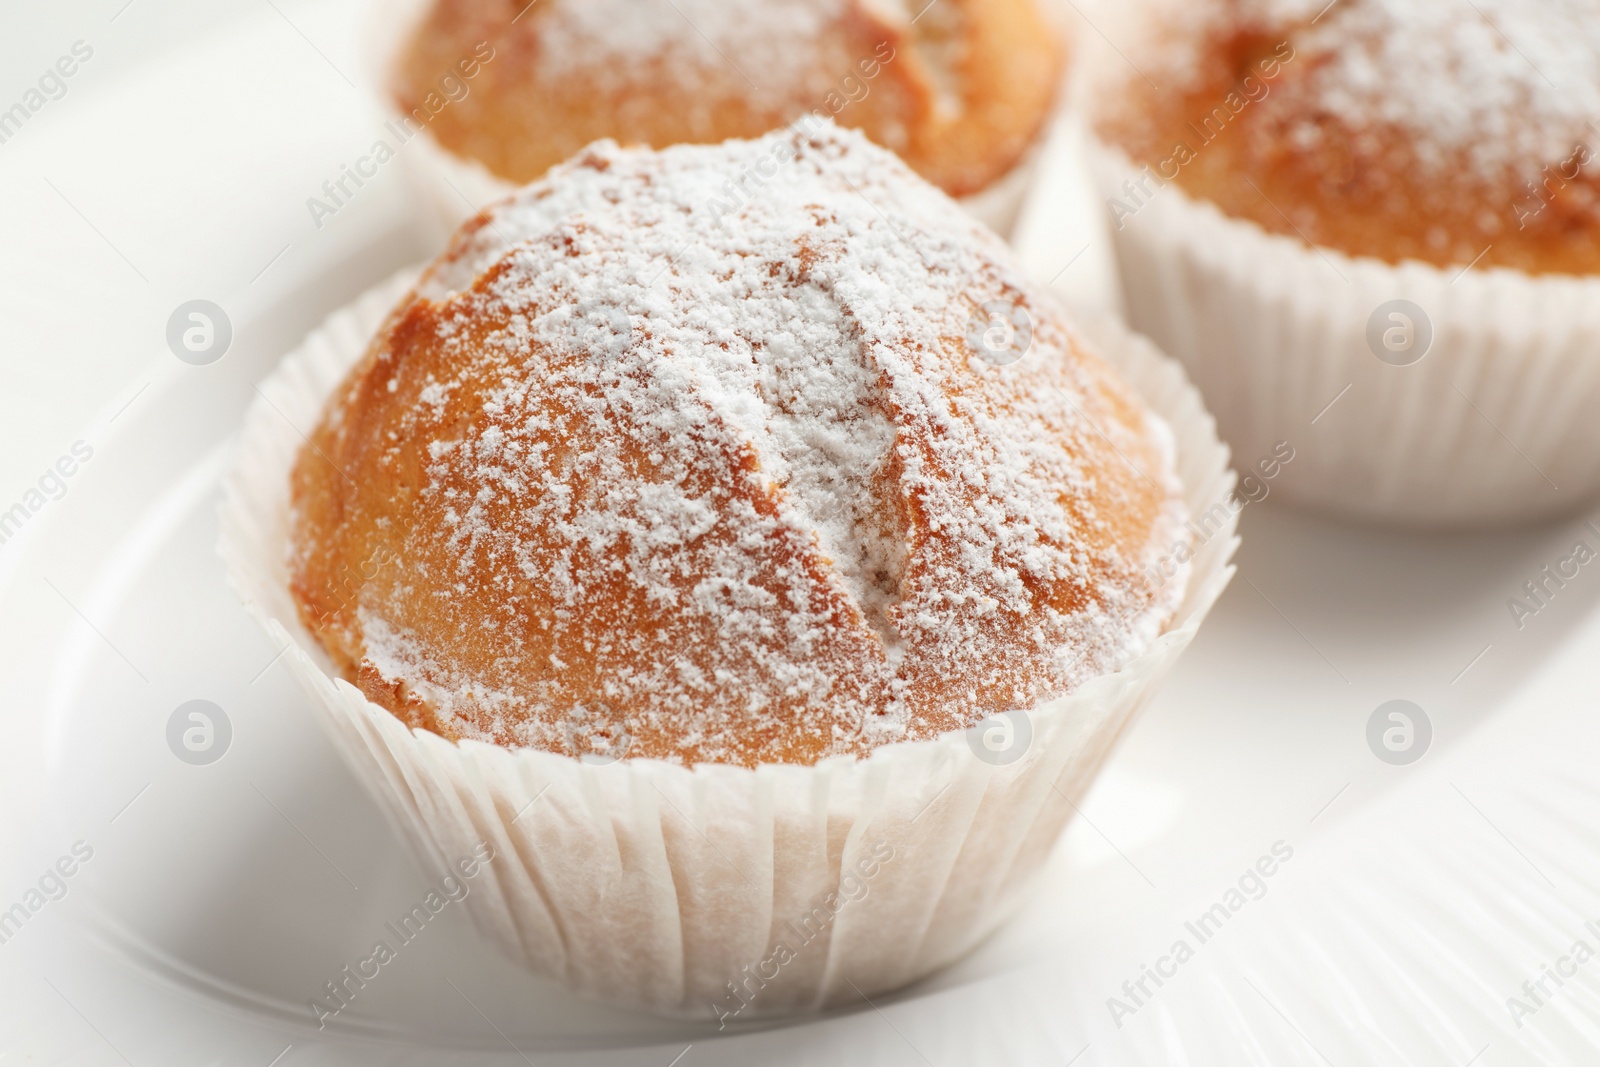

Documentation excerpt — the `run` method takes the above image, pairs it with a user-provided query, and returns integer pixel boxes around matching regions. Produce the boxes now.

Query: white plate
[10,246,1600,1067]
[4,4,1600,1064]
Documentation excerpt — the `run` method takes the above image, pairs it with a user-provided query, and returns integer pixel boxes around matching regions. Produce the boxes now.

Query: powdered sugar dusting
[534,0,860,106]
[1136,0,1600,180]
[1305,0,1600,174]
[295,122,1189,766]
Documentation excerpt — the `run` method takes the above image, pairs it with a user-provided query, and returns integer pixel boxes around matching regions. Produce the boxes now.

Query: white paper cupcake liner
[218,267,1237,1019]
[361,0,1046,240]
[1089,138,1600,527]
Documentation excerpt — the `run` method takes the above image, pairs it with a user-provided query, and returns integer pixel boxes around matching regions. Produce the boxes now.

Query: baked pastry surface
[289,125,1187,767]
[394,0,1063,198]
[1091,0,1600,274]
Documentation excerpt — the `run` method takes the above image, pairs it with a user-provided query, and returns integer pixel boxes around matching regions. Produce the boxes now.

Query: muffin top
[288,124,1188,768]
[394,0,1063,198]
[1090,0,1600,274]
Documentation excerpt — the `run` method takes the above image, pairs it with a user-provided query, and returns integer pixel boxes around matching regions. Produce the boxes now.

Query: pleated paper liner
[218,267,1238,1019]
[1089,139,1600,527]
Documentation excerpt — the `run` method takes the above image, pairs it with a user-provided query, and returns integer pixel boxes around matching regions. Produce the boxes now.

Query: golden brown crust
[1092,0,1600,275]
[394,0,1064,199]
[288,128,1186,768]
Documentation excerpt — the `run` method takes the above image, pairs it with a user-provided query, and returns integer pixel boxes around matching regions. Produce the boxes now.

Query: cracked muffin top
[288,124,1189,767]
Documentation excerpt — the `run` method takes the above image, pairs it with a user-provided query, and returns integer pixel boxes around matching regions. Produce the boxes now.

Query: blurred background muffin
[1092,0,1600,275]
[1080,0,1600,525]
[382,0,1066,232]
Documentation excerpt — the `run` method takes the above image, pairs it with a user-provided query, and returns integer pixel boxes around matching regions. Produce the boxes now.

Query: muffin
[374,0,1065,234]
[223,123,1237,1016]
[1084,0,1600,524]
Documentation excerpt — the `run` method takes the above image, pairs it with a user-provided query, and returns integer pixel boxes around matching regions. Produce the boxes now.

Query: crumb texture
[289,124,1188,767]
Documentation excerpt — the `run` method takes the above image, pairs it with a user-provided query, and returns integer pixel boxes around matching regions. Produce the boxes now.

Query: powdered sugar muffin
[288,123,1189,768]
[225,123,1236,1015]
[1082,0,1600,524]
[379,0,1065,233]
[1093,0,1600,274]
